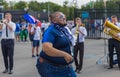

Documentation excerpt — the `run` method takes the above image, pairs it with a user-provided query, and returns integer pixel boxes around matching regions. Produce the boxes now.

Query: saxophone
[103,20,120,41]
[75,24,79,37]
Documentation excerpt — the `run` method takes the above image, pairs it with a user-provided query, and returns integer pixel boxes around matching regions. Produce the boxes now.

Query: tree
[81,0,119,10]
[62,1,69,19]
[0,0,9,10]
[45,2,61,13]
[9,1,16,10]
[14,1,27,10]
[29,1,41,11]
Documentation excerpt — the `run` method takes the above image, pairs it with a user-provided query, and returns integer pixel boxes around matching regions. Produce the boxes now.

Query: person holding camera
[31,21,41,57]
[0,13,16,74]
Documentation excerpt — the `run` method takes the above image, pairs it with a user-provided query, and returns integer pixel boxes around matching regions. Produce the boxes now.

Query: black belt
[40,57,72,68]
[2,39,14,41]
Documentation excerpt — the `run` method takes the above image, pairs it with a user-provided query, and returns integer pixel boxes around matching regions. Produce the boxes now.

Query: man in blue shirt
[15,20,21,41]
[36,12,76,77]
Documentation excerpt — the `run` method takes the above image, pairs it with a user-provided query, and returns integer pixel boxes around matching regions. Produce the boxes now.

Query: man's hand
[64,53,73,63]
[114,34,119,38]
[0,24,3,30]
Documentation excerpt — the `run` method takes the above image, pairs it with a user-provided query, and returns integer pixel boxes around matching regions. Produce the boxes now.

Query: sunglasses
[57,15,66,19]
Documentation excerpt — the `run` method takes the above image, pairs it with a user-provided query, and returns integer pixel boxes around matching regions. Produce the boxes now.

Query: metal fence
[0,10,49,23]
[75,9,120,39]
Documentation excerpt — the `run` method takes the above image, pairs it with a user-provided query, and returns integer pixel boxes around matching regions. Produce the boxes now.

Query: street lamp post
[24,7,29,14]
[24,2,29,14]
[47,0,50,22]
[73,0,77,26]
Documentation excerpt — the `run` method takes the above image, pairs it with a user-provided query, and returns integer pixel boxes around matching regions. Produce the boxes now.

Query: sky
[7,0,97,8]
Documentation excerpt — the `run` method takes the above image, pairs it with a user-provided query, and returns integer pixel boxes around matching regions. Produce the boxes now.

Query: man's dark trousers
[108,38,120,68]
[1,39,14,71]
[74,42,84,70]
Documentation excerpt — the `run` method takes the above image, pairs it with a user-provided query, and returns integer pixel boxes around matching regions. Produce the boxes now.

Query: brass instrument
[0,19,7,23]
[81,23,85,27]
[103,20,120,41]
[75,24,79,37]
[74,23,85,37]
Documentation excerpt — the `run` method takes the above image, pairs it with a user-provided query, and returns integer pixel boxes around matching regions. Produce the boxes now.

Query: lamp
[24,3,29,14]
[73,0,77,26]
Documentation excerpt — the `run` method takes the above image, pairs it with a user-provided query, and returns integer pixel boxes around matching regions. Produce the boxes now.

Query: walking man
[0,13,16,74]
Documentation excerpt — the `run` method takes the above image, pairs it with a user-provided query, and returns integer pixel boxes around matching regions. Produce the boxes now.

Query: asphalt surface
[0,39,120,77]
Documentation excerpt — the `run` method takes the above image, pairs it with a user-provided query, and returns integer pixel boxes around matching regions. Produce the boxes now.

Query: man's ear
[53,19,57,23]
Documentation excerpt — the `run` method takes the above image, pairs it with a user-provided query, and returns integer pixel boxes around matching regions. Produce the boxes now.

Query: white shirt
[65,26,76,46]
[1,21,16,39]
[41,22,48,31]
[31,26,41,40]
[71,26,87,43]
[116,22,120,36]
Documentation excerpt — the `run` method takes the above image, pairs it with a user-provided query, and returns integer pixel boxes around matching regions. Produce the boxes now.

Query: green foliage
[1,0,77,20]
[0,0,9,10]
[14,1,27,10]
[46,2,61,12]
[81,0,120,10]
[2,1,8,10]
[29,1,41,11]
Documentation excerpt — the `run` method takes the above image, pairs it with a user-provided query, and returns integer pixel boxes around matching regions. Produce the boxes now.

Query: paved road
[0,39,120,77]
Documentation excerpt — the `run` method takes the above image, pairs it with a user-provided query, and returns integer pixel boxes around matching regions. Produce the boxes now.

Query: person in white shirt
[71,17,87,73]
[107,15,120,70]
[0,13,16,74]
[41,21,48,33]
[31,21,41,57]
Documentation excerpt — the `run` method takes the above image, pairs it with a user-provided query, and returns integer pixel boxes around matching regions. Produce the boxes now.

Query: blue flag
[23,14,36,24]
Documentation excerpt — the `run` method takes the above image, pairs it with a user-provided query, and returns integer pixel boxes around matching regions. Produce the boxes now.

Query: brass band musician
[0,13,16,74]
[106,15,120,70]
[71,17,87,73]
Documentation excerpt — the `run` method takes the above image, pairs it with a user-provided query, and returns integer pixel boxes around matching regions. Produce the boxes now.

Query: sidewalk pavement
[0,39,119,77]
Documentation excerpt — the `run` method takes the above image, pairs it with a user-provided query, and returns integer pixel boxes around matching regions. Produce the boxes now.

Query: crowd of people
[0,11,120,77]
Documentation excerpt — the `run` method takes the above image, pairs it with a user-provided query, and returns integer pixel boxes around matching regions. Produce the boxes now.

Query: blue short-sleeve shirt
[40,23,71,65]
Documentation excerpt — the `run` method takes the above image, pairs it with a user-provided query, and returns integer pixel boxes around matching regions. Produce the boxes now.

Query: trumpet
[0,19,7,23]
[0,20,3,23]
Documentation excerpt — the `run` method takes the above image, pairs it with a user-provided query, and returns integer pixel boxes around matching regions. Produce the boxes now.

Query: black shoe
[118,68,120,70]
[75,68,78,72]
[2,69,8,73]
[36,54,39,57]
[107,67,113,69]
[8,70,13,74]
[75,66,79,72]
[32,55,35,57]
[76,69,81,73]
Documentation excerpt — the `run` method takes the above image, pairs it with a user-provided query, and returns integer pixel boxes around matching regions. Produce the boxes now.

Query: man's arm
[42,42,73,63]
[0,24,3,30]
